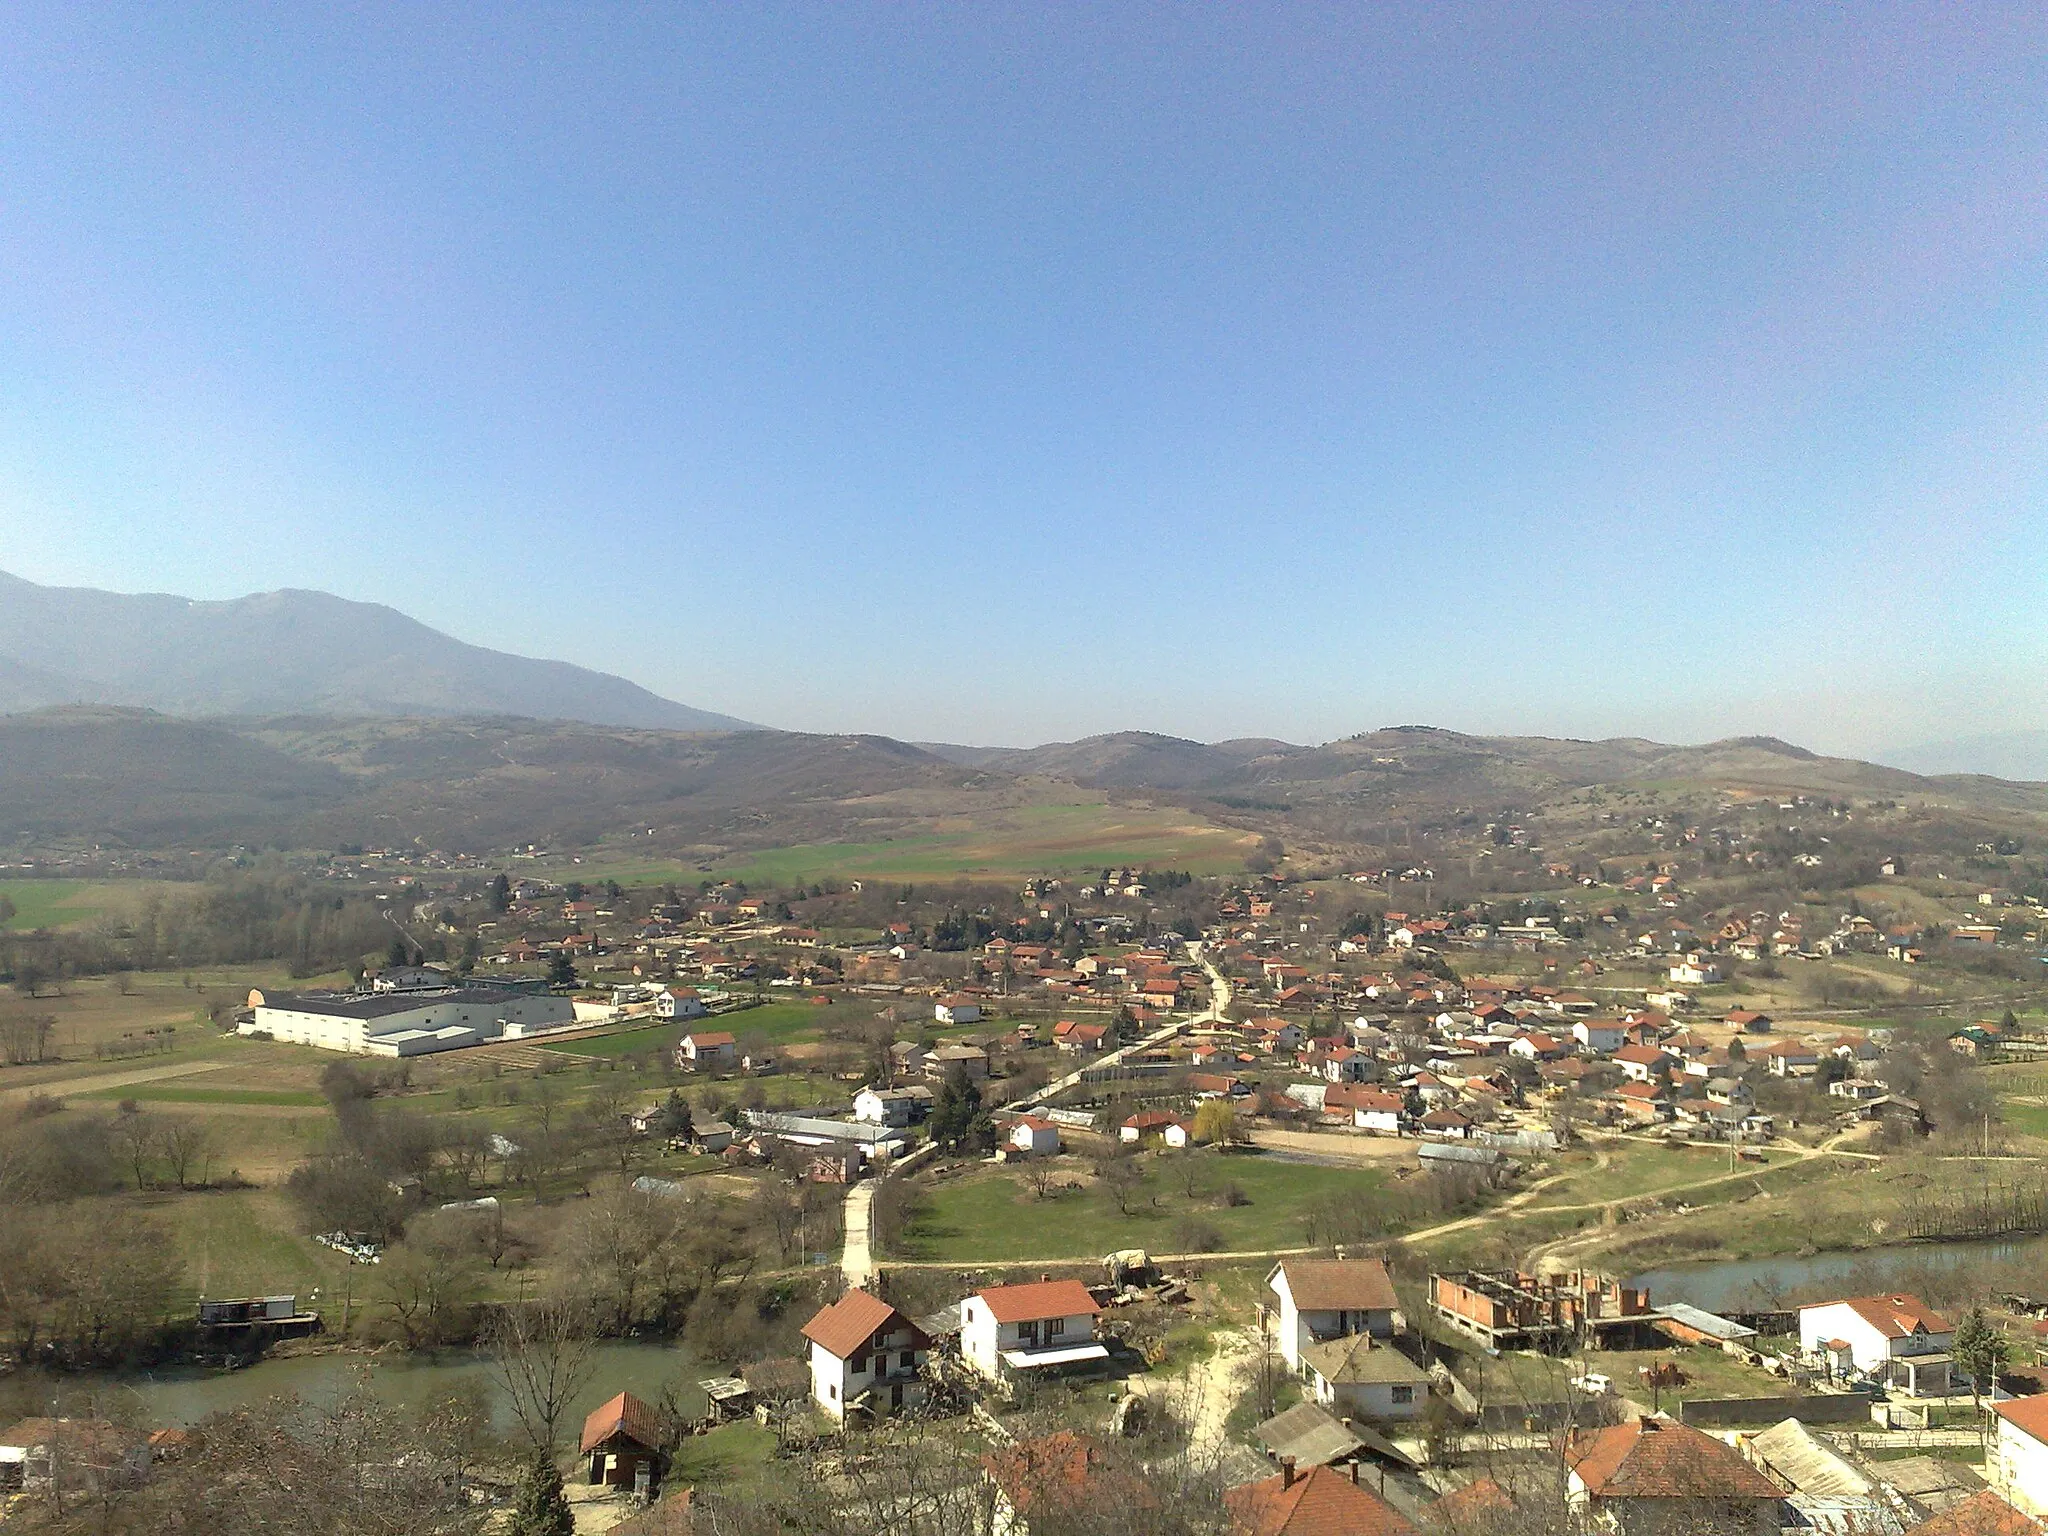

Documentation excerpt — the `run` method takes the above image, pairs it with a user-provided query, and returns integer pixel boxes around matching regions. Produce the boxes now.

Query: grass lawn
[538,1001,851,1058]
[895,1150,1386,1263]
[0,879,169,931]
[78,1084,326,1107]
[665,1418,779,1495]
[143,1186,341,1301]
[1530,1141,1800,1207]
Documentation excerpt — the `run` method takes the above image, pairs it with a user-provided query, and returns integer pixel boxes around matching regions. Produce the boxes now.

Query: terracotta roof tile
[976,1279,1101,1325]
[1227,1464,1419,1536]
[800,1288,926,1360]
[1910,1489,2040,1536]
[1994,1393,2048,1444]
[1566,1416,1781,1501]
[580,1391,663,1454]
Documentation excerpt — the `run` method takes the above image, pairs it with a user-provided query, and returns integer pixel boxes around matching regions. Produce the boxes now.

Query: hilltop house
[1299,1334,1431,1422]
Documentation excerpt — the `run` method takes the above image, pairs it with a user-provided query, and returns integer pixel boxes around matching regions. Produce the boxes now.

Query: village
[11,852,2048,1536]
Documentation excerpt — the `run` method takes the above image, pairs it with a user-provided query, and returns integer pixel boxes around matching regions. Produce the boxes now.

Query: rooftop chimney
[1281,1456,1297,1489]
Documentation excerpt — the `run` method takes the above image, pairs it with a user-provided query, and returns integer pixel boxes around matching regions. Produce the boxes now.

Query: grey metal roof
[257,987,527,1020]
[1255,1403,1364,1467]
[1656,1302,1759,1342]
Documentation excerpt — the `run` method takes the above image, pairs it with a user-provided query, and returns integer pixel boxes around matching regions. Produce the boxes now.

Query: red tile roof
[1226,1464,1418,1536]
[1910,1490,2041,1536]
[976,1279,1101,1324]
[580,1391,663,1453]
[982,1430,1137,1518]
[1995,1393,2048,1444]
[1566,1416,1781,1500]
[800,1287,926,1360]
[1828,1294,1955,1339]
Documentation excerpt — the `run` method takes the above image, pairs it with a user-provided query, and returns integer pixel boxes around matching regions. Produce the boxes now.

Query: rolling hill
[4,708,2044,859]
[0,570,752,731]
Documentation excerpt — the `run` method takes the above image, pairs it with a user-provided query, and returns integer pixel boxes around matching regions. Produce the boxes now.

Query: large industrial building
[241,984,577,1056]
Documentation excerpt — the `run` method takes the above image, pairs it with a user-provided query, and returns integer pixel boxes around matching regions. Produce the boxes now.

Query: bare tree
[488,1294,596,1455]
[157,1117,212,1190]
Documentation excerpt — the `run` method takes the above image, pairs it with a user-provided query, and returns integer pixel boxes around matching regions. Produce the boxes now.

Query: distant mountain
[924,725,2048,813]
[1883,731,2048,784]
[0,571,753,731]
[919,731,1308,789]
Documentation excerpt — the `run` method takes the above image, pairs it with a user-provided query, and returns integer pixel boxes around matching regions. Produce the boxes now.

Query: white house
[1993,1395,2048,1519]
[1572,1019,1627,1054]
[1670,954,1727,986]
[675,1030,737,1071]
[1612,1044,1673,1083]
[654,988,707,1020]
[1266,1258,1402,1369]
[934,996,983,1025]
[1007,1116,1061,1157]
[800,1288,931,1422]
[1119,1111,1190,1147]
[1798,1294,1955,1395]
[1350,1088,1405,1136]
[1299,1334,1430,1422]
[959,1280,1105,1379]
[853,1085,933,1127]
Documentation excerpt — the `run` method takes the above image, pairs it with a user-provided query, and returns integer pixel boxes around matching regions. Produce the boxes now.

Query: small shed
[580,1391,666,1490]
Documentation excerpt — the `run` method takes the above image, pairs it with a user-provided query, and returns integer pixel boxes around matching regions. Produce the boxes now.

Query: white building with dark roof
[242,986,574,1056]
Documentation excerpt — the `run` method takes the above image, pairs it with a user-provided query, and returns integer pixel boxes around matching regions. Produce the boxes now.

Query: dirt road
[0,1059,229,1105]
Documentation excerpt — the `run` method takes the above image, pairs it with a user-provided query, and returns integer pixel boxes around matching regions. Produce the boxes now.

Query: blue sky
[1,4,2044,754]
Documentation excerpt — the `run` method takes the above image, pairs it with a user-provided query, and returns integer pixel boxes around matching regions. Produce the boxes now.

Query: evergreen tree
[548,952,578,988]
[510,1452,576,1536]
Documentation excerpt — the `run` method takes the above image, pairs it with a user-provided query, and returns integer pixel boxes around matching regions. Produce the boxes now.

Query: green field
[147,1187,340,1301]
[0,879,150,931]
[896,1151,1386,1263]
[538,1002,857,1058]
[78,1085,326,1108]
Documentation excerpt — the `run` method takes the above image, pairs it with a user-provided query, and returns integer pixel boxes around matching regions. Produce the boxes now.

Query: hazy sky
[2,5,2045,754]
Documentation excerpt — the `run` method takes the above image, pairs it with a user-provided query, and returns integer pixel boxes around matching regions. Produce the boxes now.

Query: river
[1630,1234,2048,1314]
[35,1339,703,1433]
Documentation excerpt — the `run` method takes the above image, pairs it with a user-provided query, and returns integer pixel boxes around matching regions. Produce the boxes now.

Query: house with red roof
[800,1288,931,1421]
[1566,1415,1783,1536]
[1119,1110,1191,1147]
[1912,1489,2042,1536]
[1798,1294,1955,1395]
[1993,1397,2048,1520]
[959,1279,1105,1379]
[1006,1114,1062,1157]
[580,1391,667,1490]
[1227,1461,1417,1536]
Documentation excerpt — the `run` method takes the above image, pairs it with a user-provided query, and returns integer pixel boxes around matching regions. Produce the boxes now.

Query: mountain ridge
[0,570,753,732]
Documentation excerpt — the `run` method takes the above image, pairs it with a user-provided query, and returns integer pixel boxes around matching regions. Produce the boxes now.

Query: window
[1046,1318,1065,1339]
[900,1350,915,1369]
[829,1384,837,1400]
[1391,1386,1415,1405]
[1018,1322,1039,1347]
